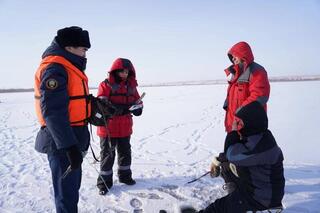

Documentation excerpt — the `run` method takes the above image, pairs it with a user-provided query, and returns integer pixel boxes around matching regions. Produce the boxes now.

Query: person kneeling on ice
[96,58,143,195]
[185,101,285,213]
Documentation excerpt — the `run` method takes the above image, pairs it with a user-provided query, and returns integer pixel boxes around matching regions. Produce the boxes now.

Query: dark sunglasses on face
[119,69,129,74]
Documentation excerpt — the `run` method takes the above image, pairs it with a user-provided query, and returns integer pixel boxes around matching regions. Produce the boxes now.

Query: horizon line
[0,74,319,93]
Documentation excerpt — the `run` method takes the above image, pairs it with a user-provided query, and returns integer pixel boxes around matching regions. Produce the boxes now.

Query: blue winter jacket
[34,40,90,154]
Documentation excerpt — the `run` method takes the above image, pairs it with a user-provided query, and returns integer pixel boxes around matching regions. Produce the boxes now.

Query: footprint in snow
[130,198,142,208]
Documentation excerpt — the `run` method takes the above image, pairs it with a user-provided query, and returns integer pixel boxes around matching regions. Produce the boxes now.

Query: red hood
[227,41,254,65]
[108,58,137,86]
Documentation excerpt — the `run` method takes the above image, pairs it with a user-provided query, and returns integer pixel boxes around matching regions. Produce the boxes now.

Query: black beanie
[235,101,268,136]
[55,26,91,48]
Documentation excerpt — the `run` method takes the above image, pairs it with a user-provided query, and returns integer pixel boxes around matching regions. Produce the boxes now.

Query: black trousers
[97,136,132,189]
[200,189,249,213]
[200,163,264,213]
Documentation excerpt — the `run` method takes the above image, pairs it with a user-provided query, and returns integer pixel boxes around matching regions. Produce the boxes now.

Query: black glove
[219,161,232,181]
[220,161,231,172]
[113,108,124,116]
[94,98,114,120]
[131,108,142,116]
[66,145,83,170]
[217,152,228,162]
[112,104,131,116]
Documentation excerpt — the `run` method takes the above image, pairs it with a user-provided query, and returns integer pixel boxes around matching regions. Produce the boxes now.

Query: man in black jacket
[198,101,285,213]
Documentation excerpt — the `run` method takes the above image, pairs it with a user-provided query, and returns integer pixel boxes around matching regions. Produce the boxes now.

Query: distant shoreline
[1,75,319,93]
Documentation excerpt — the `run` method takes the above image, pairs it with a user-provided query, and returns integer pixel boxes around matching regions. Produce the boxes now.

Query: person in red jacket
[96,58,143,195]
[223,41,270,137]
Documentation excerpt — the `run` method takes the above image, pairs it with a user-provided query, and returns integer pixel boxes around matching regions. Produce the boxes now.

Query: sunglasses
[118,69,129,74]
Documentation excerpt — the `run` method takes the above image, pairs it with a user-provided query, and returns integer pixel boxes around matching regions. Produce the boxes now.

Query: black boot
[119,176,136,185]
[180,205,198,213]
[97,176,113,195]
[99,187,109,195]
[98,180,113,195]
[118,169,136,185]
[222,182,236,194]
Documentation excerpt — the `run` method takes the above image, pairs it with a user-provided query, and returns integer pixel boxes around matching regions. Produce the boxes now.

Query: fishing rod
[186,171,210,184]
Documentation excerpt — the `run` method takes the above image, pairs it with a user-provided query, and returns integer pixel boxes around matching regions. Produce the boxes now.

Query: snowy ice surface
[0,81,319,213]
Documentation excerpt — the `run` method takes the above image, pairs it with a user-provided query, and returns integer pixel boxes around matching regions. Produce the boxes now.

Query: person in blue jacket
[190,101,285,213]
[34,26,91,213]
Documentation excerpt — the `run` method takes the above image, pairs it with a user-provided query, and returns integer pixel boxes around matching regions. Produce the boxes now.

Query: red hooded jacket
[97,58,141,138]
[224,42,270,133]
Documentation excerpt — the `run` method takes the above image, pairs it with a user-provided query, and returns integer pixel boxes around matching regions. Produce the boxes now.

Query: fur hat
[235,101,268,136]
[55,26,91,48]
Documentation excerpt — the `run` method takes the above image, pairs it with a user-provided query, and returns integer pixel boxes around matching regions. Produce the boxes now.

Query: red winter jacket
[97,58,141,138]
[224,42,270,133]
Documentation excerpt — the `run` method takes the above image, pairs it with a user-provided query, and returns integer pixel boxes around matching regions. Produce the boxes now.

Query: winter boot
[222,182,236,194]
[119,169,136,185]
[97,175,113,195]
[98,180,113,195]
[98,187,108,195]
[119,176,136,185]
[180,205,198,213]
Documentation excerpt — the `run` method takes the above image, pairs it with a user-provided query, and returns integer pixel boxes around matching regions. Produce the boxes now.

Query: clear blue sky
[0,0,319,88]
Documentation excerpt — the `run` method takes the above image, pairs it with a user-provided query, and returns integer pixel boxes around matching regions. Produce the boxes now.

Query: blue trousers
[48,153,82,213]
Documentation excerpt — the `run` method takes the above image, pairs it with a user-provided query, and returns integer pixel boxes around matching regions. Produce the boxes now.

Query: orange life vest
[34,55,91,126]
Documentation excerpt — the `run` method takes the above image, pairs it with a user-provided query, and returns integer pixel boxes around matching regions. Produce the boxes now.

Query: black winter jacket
[225,130,285,209]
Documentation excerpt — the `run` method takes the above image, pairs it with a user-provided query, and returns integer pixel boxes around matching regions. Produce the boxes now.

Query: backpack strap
[104,79,135,97]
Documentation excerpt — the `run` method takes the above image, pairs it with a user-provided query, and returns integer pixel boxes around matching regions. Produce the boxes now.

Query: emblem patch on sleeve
[45,79,58,89]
